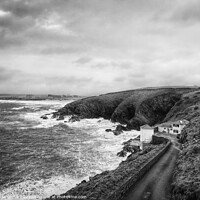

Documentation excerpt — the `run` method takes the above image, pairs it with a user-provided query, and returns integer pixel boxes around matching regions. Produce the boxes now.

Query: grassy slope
[163,90,200,200]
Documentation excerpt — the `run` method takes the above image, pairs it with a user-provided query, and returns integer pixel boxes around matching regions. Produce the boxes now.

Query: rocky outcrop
[112,125,128,135]
[41,115,48,120]
[54,87,195,130]
[126,92,181,129]
[117,138,141,157]
[68,115,81,122]
[56,92,134,120]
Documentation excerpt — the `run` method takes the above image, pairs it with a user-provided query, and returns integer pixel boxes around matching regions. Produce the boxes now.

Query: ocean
[0,99,139,200]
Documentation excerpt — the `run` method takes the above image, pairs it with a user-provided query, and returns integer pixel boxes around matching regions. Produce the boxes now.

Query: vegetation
[45,144,165,200]
[55,87,195,130]
[165,90,200,200]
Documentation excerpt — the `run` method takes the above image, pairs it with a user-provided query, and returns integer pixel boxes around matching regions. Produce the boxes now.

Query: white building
[157,119,189,134]
[158,122,173,134]
[172,120,189,134]
[140,124,154,143]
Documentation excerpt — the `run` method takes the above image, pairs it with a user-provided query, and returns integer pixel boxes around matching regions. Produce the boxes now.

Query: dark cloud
[0,0,50,18]
[0,0,200,95]
[170,2,200,24]
[74,57,92,64]
[0,13,33,33]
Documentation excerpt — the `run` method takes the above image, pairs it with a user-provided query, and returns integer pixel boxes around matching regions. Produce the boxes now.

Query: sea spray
[0,100,139,200]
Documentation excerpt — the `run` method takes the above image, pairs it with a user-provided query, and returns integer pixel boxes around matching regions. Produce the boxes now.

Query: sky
[0,0,200,95]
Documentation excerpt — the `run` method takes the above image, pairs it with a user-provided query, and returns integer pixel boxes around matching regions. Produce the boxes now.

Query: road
[122,143,179,200]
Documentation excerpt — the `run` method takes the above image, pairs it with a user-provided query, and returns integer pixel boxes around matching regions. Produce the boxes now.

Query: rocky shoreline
[45,140,167,200]
[43,87,200,200]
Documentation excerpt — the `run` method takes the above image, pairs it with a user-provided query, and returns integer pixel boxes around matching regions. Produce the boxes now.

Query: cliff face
[127,92,181,129]
[55,87,195,129]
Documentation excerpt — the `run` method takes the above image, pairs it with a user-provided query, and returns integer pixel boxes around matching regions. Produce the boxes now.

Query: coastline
[0,99,141,200]
[2,86,200,200]
[45,139,169,200]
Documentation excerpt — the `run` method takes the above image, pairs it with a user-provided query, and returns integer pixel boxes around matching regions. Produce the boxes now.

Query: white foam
[0,99,73,107]
[0,99,141,200]
[14,100,73,129]
[0,175,85,200]
[12,106,26,110]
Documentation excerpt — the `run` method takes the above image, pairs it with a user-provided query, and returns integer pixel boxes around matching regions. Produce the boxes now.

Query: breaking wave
[0,100,139,200]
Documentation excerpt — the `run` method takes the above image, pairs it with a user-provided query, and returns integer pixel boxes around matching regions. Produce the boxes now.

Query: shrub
[194,106,199,110]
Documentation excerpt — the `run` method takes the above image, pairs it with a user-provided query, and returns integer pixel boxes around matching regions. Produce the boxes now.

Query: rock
[117,150,127,157]
[68,115,80,122]
[116,124,127,131]
[113,130,121,136]
[112,124,128,135]
[52,112,59,118]
[57,115,64,120]
[105,129,112,132]
[41,115,48,120]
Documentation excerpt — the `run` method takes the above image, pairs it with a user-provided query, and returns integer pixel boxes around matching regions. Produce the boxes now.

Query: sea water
[0,99,139,200]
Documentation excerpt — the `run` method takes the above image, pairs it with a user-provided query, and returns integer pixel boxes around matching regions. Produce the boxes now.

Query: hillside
[54,87,196,130]
[164,90,200,200]
[50,87,200,200]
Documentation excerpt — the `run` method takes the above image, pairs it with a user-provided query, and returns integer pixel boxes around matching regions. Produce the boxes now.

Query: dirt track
[122,144,179,200]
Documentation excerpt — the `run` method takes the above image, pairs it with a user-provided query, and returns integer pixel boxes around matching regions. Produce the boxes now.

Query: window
[173,124,179,127]
[173,130,179,133]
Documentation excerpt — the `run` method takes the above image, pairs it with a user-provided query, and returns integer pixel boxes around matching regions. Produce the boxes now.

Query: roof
[173,119,189,125]
[156,119,189,128]
[140,124,154,129]
[158,122,172,128]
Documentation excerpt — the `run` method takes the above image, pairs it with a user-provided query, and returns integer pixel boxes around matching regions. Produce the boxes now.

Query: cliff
[54,87,195,130]
[48,87,200,200]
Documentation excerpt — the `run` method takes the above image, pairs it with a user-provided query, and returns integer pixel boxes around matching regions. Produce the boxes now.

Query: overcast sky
[0,0,200,95]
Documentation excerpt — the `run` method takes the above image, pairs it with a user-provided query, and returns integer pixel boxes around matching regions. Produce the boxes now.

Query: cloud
[0,66,21,82]
[74,57,92,64]
[0,0,50,18]
[89,60,133,69]
[40,46,83,55]
[0,0,200,95]
[169,1,200,24]
[45,76,92,85]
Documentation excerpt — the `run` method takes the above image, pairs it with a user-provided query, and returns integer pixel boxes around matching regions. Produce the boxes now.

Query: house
[158,122,173,134]
[172,120,189,134]
[157,119,189,134]
[140,124,154,143]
